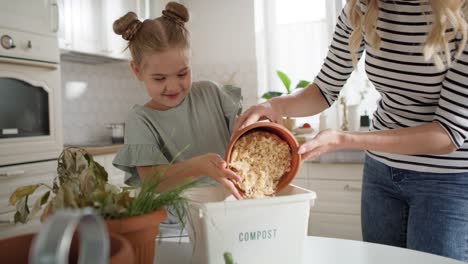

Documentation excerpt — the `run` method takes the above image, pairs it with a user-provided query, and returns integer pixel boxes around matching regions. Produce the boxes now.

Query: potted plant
[8,147,194,264]
[261,70,311,131]
[0,219,134,264]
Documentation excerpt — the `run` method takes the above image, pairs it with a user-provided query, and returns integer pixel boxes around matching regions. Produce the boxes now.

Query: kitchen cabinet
[0,0,59,37]
[58,0,104,54]
[58,0,149,60]
[292,162,364,241]
[0,152,124,240]
[93,153,126,186]
[0,161,57,239]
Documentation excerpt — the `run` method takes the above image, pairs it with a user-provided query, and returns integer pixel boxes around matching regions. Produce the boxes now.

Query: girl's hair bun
[163,2,190,25]
[113,11,142,41]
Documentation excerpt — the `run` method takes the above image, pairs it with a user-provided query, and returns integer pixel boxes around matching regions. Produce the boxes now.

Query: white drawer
[0,210,41,239]
[309,179,362,215]
[0,161,57,215]
[306,163,364,181]
[94,154,125,186]
[308,212,362,241]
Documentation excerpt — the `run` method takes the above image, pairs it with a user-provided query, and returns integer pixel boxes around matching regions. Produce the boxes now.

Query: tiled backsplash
[61,61,148,145]
[61,60,258,145]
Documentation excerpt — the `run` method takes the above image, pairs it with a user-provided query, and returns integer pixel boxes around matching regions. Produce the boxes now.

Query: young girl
[112,2,243,200]
[236,0,468,261]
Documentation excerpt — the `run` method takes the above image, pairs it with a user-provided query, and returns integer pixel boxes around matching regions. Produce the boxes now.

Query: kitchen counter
[295,132,365,163]
[155,236,464,264]
[62,131,365,162]
[64,143,123,155]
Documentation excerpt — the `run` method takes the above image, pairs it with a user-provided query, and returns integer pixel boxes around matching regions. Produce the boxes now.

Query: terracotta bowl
[225,122,301,196]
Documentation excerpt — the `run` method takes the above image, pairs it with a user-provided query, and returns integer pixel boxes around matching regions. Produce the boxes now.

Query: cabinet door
[71,0,105,54]
[102,0,139,59]
[104,154,125,186]
[309,212,362,241]
[307,163,364,181]
[0,161,57,239]
[0,0,57,36]
[309,179,362,215]
[93,154,125,186]
[58,0,73,49]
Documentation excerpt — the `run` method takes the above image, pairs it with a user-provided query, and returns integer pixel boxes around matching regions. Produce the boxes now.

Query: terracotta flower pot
[225,121,301,195]
[106,209,167,264]
[0,232,134,264]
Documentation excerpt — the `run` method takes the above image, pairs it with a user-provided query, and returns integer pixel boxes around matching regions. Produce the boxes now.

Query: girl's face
[131,48,192,110]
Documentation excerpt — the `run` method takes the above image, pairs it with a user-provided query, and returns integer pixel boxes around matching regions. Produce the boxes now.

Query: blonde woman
[236,0,468,261]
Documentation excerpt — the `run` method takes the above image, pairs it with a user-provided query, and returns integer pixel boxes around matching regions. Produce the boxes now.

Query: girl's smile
[163,92,182,100]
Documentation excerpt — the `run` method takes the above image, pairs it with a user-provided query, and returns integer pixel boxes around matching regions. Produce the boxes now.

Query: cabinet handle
[51,2,59,32]
[0,170,25,177]
[344,184,361,192]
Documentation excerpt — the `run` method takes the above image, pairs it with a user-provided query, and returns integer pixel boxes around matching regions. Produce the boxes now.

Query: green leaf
[276,70,291,94]
[14,197,29,224]
[9,184,41,205]
[261,91,283,100]
[75,151,89,172]
[55,184,79,209]
[28,191,50,220]
[295,80,311,89]
[224,252,235,264]
[78,168,91,193]
[90,160,108,183]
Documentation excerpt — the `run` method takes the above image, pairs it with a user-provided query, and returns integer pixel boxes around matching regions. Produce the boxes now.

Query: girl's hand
[197,153,243,200]
[298,129,346,161]
[233,101,283,132]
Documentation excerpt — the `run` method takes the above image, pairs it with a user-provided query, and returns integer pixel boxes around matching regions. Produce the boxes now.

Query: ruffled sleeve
[113,144,169,171]
[219,85,243,133]
[112,110,169,184]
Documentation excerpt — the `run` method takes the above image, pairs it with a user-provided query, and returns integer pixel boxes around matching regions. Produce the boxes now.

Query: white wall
[150,0,173,18]
[181,0,259,108]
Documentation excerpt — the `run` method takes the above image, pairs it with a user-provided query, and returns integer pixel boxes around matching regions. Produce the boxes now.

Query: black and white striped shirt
[314,0,468,173]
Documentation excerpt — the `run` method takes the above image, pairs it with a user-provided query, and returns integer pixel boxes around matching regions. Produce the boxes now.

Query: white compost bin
[185,184,316,264]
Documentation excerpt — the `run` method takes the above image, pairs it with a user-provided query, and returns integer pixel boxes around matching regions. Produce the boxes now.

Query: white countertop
[155,236,464,264]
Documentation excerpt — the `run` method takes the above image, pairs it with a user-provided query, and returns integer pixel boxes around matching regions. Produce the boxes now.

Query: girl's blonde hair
[113,2,190,66]
[347,0,468,69]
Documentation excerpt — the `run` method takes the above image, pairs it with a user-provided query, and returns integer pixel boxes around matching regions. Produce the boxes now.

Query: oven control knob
[1,35,16,49]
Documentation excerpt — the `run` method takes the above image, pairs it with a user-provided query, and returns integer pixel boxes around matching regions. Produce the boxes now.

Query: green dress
[112,80,242,186]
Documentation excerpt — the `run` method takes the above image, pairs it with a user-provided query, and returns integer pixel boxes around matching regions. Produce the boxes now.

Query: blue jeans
[361,155,468,262]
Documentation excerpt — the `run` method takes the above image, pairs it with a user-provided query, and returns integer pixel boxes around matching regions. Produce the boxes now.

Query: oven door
[0,58,63,166]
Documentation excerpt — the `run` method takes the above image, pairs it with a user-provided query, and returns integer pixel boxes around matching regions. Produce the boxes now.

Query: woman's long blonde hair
[347,0,468,69]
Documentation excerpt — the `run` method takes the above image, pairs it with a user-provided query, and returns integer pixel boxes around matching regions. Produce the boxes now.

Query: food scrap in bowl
[228,130,292,199]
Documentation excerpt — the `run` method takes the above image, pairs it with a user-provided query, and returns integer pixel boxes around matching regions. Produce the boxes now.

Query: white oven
[0,26,63,166]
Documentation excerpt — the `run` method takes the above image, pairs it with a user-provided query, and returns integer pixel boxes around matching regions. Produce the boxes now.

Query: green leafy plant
[224,252,235,264]
[261,70,311,99]
[9,148,194,223]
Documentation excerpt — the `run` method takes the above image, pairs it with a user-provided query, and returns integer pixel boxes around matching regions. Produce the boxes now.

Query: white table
[155,236,465,264]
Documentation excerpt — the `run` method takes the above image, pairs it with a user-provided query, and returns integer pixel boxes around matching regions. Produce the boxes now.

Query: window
[255,0,379,130]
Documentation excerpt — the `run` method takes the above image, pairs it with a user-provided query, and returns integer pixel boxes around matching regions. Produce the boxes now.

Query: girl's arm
[299,122,457,161]
[137,153,243,199]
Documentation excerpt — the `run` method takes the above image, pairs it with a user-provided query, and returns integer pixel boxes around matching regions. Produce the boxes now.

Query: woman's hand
[233,101,283,132]
[298,129,346,161]
[196,153,243,200]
